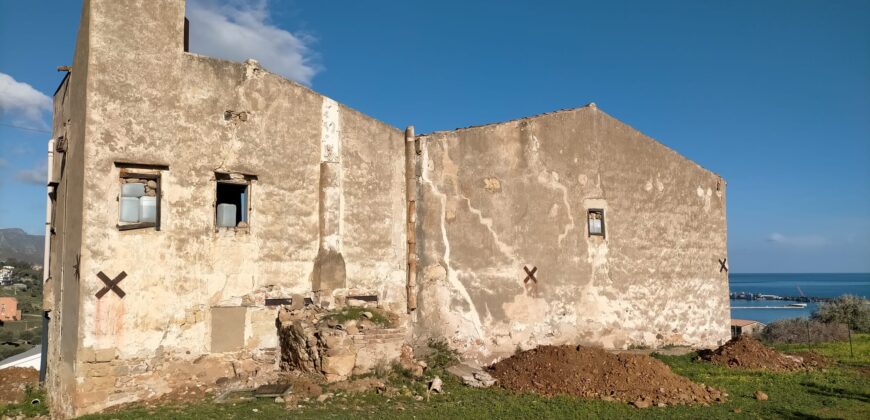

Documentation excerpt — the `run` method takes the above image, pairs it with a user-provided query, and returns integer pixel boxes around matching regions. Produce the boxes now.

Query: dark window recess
[264,298,292,306]
[183,17,190,52]
[216,181,249,228]
[587,209,605,237]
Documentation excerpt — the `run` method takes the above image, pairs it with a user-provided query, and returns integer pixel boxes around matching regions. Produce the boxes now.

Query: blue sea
[729,273,870,324]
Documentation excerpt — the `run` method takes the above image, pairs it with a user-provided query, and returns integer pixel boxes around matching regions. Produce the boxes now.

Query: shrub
[812,294,870,333]
[760,318,849,344]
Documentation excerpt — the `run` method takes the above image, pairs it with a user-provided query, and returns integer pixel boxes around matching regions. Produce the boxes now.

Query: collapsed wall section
[414,105,730,363]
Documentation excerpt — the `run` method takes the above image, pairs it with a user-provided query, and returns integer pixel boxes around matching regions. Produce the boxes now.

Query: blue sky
[0,0,868,273]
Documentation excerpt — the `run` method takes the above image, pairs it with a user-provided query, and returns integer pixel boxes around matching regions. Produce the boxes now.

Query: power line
[0,122,51,134]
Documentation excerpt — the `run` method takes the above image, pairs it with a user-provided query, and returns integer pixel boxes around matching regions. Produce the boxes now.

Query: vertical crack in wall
[420,142,484,339]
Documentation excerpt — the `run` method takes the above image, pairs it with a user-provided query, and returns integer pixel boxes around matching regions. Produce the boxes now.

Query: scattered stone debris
[488,345,724,407]
[398,344,427,377]
[447,364,497,388]
[755,391,769,401]
[698,336,828,371]
[0,367,38,405]
[330,378,387,395]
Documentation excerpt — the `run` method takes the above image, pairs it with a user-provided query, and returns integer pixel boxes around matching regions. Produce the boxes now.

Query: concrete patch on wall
[211,306,247,353]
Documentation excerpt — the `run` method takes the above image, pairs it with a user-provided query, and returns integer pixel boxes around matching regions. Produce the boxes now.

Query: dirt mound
[0,367,39,404]
[698,336,826,371]
[487,345,723,407]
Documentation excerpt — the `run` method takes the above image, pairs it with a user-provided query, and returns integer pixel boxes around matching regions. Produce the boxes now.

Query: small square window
[118,170,162,231]
[215,173,254,229]
[587,209,605,237]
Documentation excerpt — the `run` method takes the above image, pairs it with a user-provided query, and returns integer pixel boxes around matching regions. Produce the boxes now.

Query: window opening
[587,209,605,237]
[215,172,254,229]
[118,170,162,231]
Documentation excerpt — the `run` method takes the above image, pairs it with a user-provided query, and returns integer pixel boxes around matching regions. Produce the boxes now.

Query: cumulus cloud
[187,0,319,85]
[15,160,47,185]
[767,232,829,247]
[0,72,51,125]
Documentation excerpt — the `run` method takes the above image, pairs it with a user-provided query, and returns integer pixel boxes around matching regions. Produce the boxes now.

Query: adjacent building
[730,319,766,338]
[0,297,21,322]
[44,0,730,417]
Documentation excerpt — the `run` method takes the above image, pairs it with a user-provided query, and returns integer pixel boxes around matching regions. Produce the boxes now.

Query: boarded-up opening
[211,306,247,353]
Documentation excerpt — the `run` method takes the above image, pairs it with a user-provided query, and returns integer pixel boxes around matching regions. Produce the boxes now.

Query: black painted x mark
[719,258,728,273]
[96,271,127,299]
[523,266,538,284]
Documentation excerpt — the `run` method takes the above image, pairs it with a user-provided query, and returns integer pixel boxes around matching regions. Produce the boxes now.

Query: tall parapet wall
[414,105,730,363]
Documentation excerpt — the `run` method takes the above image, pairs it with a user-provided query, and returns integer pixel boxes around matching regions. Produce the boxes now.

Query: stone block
[322,354,355,378]
[79,347,96,362]
[94,348,117,362]
[84,363,115,377]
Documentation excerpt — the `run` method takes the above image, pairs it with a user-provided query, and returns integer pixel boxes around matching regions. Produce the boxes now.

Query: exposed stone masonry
[278,306,406,383]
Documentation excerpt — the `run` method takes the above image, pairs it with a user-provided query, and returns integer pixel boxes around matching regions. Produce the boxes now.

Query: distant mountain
[0,228,44,265]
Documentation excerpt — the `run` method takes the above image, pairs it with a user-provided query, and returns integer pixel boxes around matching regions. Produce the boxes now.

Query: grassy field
[4,335,868,419]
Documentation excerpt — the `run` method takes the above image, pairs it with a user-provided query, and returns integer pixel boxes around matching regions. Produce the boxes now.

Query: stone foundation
[72,346,279,415]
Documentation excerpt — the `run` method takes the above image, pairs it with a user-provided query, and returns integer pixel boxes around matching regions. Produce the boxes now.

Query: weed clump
[322,307,393,327]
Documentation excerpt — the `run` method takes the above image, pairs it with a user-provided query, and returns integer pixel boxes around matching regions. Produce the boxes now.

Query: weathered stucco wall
[47,0,406,416]
[45,0,92,415]
[48,0,731,416]
[414,105,730,363]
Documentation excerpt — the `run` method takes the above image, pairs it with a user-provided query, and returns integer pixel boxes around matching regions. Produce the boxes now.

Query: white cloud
[767,232,829,247]
[15,160,47,185]
[187,0,319,85]
[0,72,51,125]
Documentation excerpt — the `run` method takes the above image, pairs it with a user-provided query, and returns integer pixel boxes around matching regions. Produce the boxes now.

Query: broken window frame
[214,172,256,231]
[116,163,167,232]
[587,208,605,237]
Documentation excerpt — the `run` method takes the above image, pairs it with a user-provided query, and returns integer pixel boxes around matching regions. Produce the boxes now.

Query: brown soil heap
[0,367,39,404]
[698,336,827,371]
[488,345,723,407]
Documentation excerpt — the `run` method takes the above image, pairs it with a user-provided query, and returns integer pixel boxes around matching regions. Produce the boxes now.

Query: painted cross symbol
[718,258,728,273]
[523,266,538,284]
[96,271,127,299]
[73,254,81,281]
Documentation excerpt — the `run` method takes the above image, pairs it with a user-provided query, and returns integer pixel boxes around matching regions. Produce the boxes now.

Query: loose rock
[428,376,443,393]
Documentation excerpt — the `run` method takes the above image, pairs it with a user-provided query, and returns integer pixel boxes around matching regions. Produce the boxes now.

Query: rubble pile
[698,335,828,371]
[277,306,410,383]
[488,345,725,408]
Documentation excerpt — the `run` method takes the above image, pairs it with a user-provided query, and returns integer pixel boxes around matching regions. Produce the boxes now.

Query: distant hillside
[0,228,44,265]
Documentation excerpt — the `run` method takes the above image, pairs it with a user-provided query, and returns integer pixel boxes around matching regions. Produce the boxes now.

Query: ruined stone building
[43,0,730,416]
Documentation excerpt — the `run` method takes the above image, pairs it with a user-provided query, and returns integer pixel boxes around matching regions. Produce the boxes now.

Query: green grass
[0,385,48,418]
[771,333,870,363]
[322,307,393,327]
[7,336,869,419]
